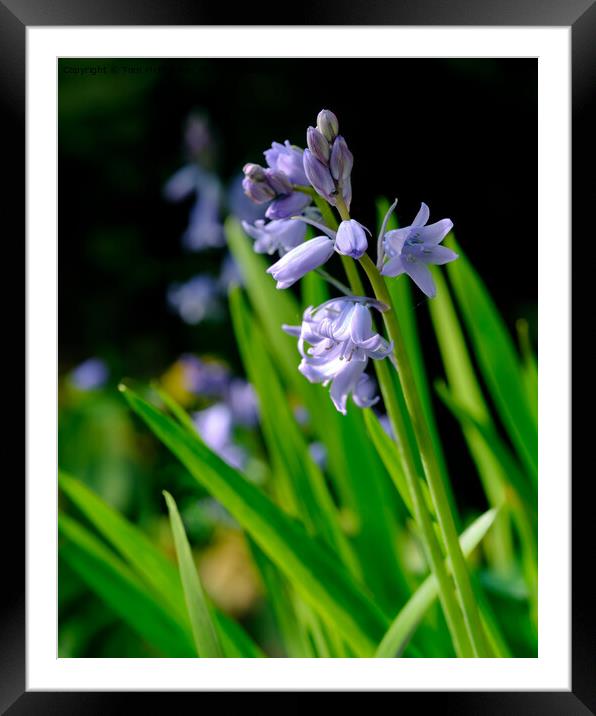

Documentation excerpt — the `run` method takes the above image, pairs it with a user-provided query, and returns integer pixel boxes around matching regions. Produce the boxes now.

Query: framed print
[6,0,590,709]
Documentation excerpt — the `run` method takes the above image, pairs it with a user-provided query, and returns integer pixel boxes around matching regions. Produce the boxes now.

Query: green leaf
[375,509,498,657]
[122,384,390,656]
[363,408,412,516]
[428,267,515,571]
[59,512,196,657]
[434,383,536,515]
[163,490,224,657]
[446,236,538,481]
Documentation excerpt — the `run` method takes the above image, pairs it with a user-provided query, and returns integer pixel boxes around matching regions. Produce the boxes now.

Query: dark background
[58,58,537,381]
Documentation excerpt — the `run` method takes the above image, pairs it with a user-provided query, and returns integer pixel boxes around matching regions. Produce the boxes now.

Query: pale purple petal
[424,245,458,265]
[352,373,380,409]
[71,358,108,390]
[163,165,199,202]
[264,141,308,185]
[334,220,368,259]
[381,255,406,277]
[350,303,374,344]
[404,261,436,298]
[266,236,335,289]
[412,202,430,227]
[383,228,408,257]
[303,149,336,202]
[418,218,454,245]
[265,191,311,220]
[329,360,367,415]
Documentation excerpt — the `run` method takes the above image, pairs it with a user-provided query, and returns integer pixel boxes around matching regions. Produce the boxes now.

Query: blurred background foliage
[58,58,536,657]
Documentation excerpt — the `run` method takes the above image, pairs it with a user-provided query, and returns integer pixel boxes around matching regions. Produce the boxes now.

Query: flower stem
[373,358,474,656]
[326,193,473,656]
[359,252,490,657]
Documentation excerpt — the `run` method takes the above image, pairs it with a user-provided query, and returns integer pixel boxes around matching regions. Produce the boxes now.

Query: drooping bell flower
[283,297,391,414]
[266,217,369,288]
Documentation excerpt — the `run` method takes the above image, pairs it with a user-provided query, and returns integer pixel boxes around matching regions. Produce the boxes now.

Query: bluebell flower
[70,358,108,391]
[264,141,308,185]
[266,235,335,289]
[182,177,225,251]
[163,164,202,202]
[227,379,259,427]
[266,217,368,288]
[352,373,380,409]
[242,141,312,220]
[179,355,230,396]
[167,275,221,325]
[192,403,247,470]
[227,174,267,224]
[283,297,391,414]
[380,202,457,298]
[303,111,353,210]
[241,217,306,255]
[218,253,244,290]
[334,219,368,259]
[308,441,327,469]
[184,113,213,162]
[164,164,225,251]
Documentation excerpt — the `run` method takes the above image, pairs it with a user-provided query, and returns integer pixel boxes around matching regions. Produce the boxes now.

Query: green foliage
[59,204,537,659]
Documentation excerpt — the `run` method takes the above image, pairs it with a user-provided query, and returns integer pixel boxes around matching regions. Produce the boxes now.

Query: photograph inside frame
[58,58,537,659]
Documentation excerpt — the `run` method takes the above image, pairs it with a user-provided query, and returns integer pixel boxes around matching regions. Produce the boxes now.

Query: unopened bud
[243,163,267,182]
[303,149,336,203]
[329,136,353,183]
[316,109,339,142]
[265,169,293,196]
[307,126,330,164]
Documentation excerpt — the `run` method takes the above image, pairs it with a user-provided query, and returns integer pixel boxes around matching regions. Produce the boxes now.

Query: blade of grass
[516,318,538,424]
[375,509,498,657]
[121,384,390,657]
[445,236,538,482]
[434,382,538,619]
[248,539,313,657]
[163,490,224,657]
[428,267,515,572]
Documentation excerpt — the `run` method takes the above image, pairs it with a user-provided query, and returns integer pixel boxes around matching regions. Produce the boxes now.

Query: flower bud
[316,109,339,142]
[242,176,275,204]
[265,169,293,195]
[303,149,336,203]
[329,136,353,183]
[334,220,368,259]
[307,126,330,164]
[243,163,267,181]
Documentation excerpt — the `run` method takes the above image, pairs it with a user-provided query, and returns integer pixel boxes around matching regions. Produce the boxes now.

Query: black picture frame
[8,0,590,710]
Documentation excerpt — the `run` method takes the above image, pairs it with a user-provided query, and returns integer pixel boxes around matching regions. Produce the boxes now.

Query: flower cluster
[240,109,458,414]
[303,110,353,211]
[240,141,316,257]
[283,298,391,414]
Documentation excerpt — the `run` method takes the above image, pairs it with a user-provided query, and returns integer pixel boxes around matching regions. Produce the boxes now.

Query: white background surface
[27,26,570,690]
